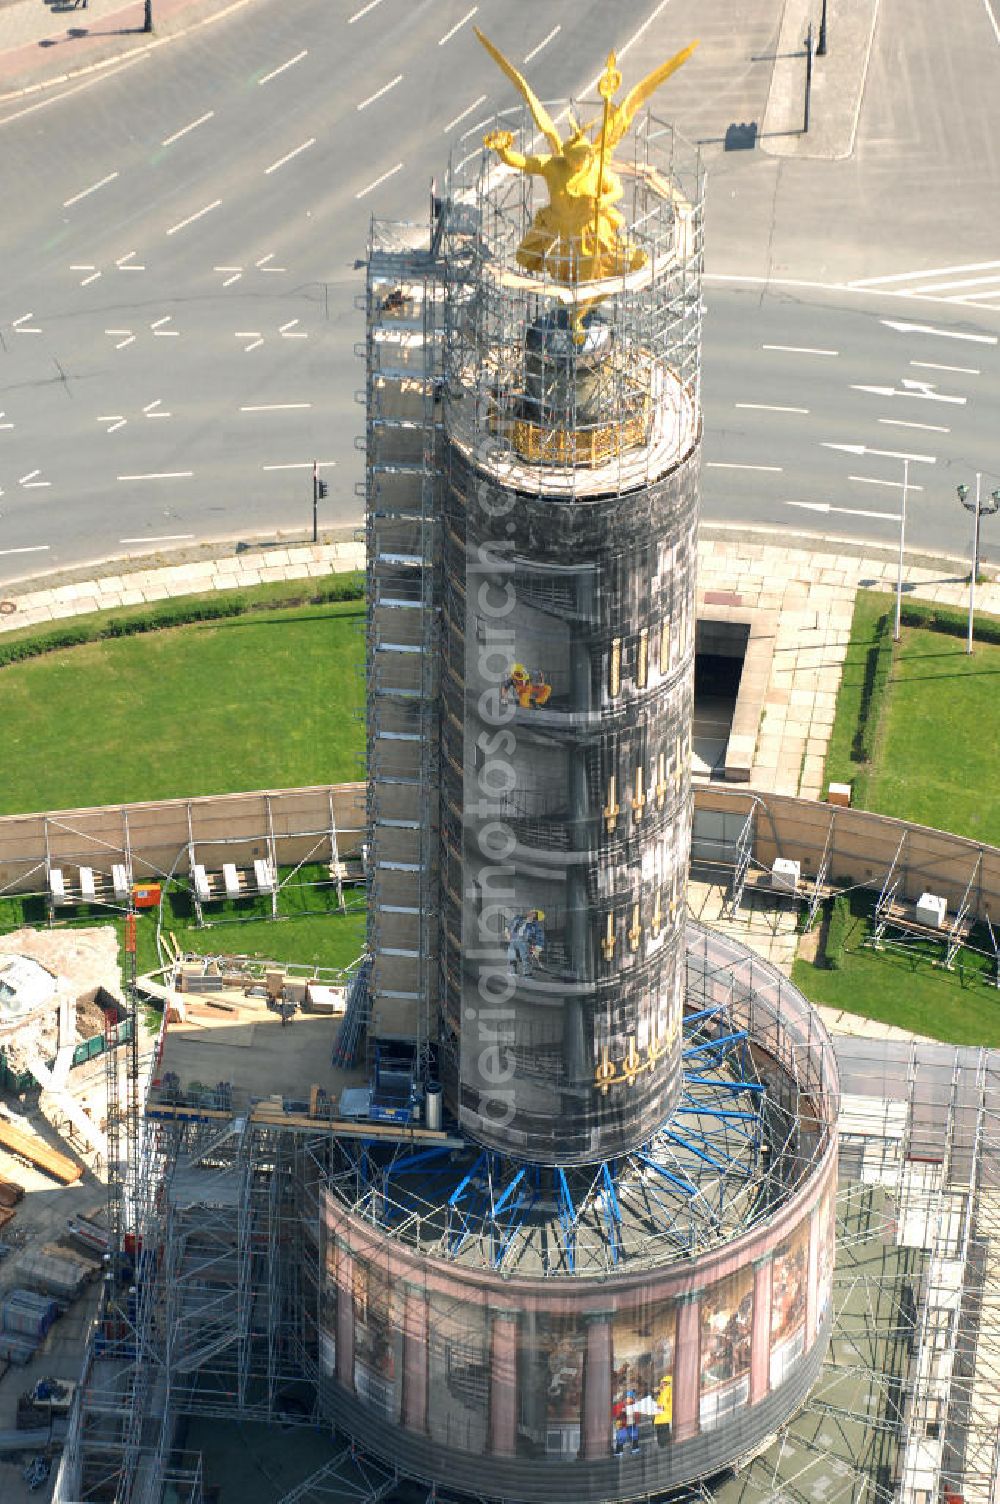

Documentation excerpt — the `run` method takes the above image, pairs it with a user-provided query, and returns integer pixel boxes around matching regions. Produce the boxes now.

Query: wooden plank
[0,1119,82,1185]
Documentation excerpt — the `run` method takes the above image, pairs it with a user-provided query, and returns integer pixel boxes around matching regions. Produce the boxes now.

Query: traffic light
[317,480,329,499]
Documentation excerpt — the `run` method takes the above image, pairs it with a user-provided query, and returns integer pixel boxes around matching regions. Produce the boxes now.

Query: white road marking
[120,533,195,543]
[356,162,403,199]
[259,50,308,85]
[256,253,285,272]
[150,316,178,336]
[116,251,145,271]
[216,265,243,286]
[98,415,127,434]
[0,545,50,556]
[821,442,936,464]
[881,318,997,344]
[524,25,560,63]
[264,137,316,173]
[63,171,119,208]
[877,418,951,433]
[117,471,194,481]
[19,469,51,488]
[787,501,900,521]
[279,319,307,338]
[106,328,136,349]
[439,6,477,46]
[910,360,980,375]
[12,313,41,334]
[443,95,487,133]
[735,403,809,414]
[72,264,102,286]
[262,460,337,471]
[166,199,222,236]
[849,475,923,490]
[161,111,214,146]
[347,0,383,20]
[849,259,1000,288]
[906,273,1000,295]
[0,412,13,431]
[245,338,264,352]
[762,344,838,356]
[706,462,783,472]
[358,77,402,111]
[852,381,966,405]
[980,0,1000,47]
[240,403,312,412]
[143,400,171,418]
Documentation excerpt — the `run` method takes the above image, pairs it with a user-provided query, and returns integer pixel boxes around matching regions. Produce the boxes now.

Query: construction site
[0,35,996,1504]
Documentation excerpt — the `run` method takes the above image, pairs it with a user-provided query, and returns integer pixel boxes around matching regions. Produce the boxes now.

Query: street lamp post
[957,475,1000,654]
[818,0,829,55]
[894,457,910,642]
[143,0,152,32]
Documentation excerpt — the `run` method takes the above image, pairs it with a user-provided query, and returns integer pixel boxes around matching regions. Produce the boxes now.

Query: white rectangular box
[828,782,852,807]
[254,858,275,895]
[916,892,947,928]
[112,864,129,901]
[771,857,801,891]
[223,863,240,900]
[79,866,96,902]
[49,867,66,903]
[193,865,211,903]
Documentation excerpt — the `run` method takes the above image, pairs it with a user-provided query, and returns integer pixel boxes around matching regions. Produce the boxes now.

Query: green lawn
[792,895,1000,1047]
[864,623,1000,841]
[0,601,365,814]
[823,592,1000,841]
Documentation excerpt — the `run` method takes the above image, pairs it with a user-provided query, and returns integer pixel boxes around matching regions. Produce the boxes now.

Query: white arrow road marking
[106,327,136,349]
[143,400,171,418]
[19,469,51,488]
[150,316,178,337]
[71,264,102,286]
[12,313,41,334]
[279,319,307,339]
[821,443,936,463]
[116,251,145,271]
[880,318,997,344]
[256,254,285,272]
[215,265,242,286]
[236,331,264,352]
[852,381,966,404]
[98,414,127,434]
[787,501,901,521]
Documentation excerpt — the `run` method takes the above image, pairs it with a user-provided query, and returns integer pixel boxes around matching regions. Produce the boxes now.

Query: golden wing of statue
[474,26,564,155]
[606,39,700,148]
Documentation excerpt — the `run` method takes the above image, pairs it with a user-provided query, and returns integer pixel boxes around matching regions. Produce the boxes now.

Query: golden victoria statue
[475,28,699,285]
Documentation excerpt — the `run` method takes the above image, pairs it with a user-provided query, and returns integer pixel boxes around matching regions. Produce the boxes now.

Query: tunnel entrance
[693,620,749,781]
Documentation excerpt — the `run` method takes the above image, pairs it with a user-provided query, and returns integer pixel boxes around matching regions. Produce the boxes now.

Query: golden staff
[592,51,622,276]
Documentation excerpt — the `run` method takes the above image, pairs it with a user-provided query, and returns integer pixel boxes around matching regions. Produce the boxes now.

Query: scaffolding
[362,221,444,1083]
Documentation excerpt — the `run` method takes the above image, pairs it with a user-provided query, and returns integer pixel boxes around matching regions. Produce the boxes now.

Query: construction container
[132,882,161,909]
[0,1331,38,1365]
[16,1249,91,1301]
[2,1288,59,1339]
[0,1178,25,1208]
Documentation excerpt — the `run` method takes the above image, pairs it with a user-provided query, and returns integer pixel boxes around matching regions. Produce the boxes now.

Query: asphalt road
[1,0,999,585]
